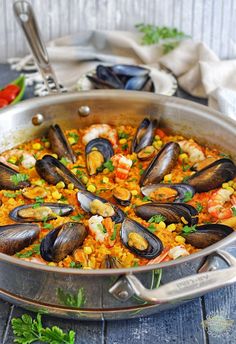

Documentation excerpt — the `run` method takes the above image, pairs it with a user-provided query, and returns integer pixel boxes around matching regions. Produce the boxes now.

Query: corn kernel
[228,180,234,187]
[48,262,56,266]
[7,156,17,164]
[52,190,62,200]
[83,267,92,270]
[158,221,166,230]
[233,183,236,190]
[119,138,127,145]
[56,181,65,189]
[32,179,44,186]
[226,186,234,193]
[32,143,42,150]
[175,235,186,244]
[51,153,58,159]
[154,135,160,140]
[87,184,96,193]
[179,153,188,163]
[81,175,89,184]
[45,141,50,148]
[164,173,172,182]
[167,223,176,232]
[131,190,138,196]
[68,183,74,190]
[83,246,92,254]
[72,168,77,174]
[222,182,229,189]
[102,176,109,183]
[153,141,163,149]
[103,168,109,174]
[68,137,75,145]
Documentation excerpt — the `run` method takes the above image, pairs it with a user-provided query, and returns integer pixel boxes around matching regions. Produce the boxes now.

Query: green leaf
[147,223,156,233]
[3,191,21,198]
[103,160,114,172]
[10,173,29,186]
[232,207,236,216]
[142,196,151,202]
[183,191,193,202]
[182,225,197,235]
[70,214,84,222]
[110,224,118,240]
[32,197,44,208]
[43,223,53,230]
[182,164,191,172]
[118,131,129,139]
[57,287,86,308]
[70,261,82,269]
[182,175,191,183]
[121,143,129,150]
[16,244,40,258]
[148,214,166,224]
[60,157,69,166]
[196,202,203,213]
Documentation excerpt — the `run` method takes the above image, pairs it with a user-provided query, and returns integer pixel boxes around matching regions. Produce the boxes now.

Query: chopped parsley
[103,160,114,172]
[182,175,191,183]
[219,152,231,158]
[122,143,129,150]
[196,202,203,213]
[70,214,84,222]
[182,225,197,235]
[133,261,139,267]
[43,223,53,230]
[10,173,29,186]
[139,169,144,176]
[147,223,156,233]
[60,157,69,166]
[142,196,151,202]
[3,191,21,198]
[41,137,49,142]
[118,131,129,139]
[60,195,68,202]
[183,191,193,202]
[70,261,82,269]
[32,197,44,208]
[148,214,166,223]
[232,207,236,216]
[110,224,118,240]
[16,244,40,258]
[182,164,191,172]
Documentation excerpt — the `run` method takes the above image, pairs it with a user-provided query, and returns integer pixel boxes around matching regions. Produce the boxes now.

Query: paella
[0,118,235,269]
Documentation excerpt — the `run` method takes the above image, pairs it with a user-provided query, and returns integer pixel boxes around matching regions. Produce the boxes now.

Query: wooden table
[0,64,235,344]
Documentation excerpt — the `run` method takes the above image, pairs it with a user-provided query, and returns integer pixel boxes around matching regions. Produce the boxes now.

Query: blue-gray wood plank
[0,64,236,344]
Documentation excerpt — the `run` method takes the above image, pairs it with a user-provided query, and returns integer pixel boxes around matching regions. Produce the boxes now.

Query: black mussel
[182,224,233,248]
[111,64,150,77]
[140,142,180,186]
[135,203,198,225]
[113,186,132,206]
[120,218,163,259]
[35,155,85,189]
[40,222,88,262]
[96,65,123,89]
[141,183,195,203]
[0,223,40,255]
[48,124,76,163]
[9,203,74,222]
[142,77,155,92]
[77,190,125,223]
[87,75,117,89]
[132,118,158,153]
[0,162,31,190]
[187,158,236,192]
[124,75,150,91]
[101,255,124,269]
[85,138,114,175]
[137,145,157,161]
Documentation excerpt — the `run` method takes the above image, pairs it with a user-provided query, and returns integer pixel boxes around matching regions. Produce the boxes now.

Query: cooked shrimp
[208,188,235,220]
[178,140,205,163]
[168,245,189,259]
[88,215,108,242]
[0,149,35,169]
[111,154,132,182]
[82,124,118,147]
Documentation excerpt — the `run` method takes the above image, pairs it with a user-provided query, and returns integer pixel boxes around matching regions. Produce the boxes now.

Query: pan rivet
[32,113,44,125]
[118,291,129,299]
[78,106,90,117]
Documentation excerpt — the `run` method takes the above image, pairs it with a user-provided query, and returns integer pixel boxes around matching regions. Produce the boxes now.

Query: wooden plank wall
[0,0,236,62]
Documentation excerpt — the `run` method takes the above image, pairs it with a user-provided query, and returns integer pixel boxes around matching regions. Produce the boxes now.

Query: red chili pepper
[0,98,8,108]
[4,84,20,96]
[0,84,20,103]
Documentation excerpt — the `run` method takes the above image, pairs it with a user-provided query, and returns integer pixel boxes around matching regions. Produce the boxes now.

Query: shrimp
[111,154,132,182]
[82,124,118,147]
[208,188,236,220]
[88,215,108,242]
[0,149,36,170]
[178,140,205,163]
[168,245,189,260]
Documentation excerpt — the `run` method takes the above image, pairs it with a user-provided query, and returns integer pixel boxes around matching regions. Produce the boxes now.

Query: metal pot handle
[13,1,61,94]
[109,250,236,304]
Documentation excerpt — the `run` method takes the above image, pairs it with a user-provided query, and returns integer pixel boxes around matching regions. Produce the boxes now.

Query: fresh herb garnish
[182,175,191,183]
[32,197,44,208]
[11,313,75,344]
[232,207,236,216]
[118,131,129,139]
[133,261,139,267]
[57,287,86,308]
[147,223,156,233]
[43,223,53,230]
[41,137,49,142]
[68,132,79,144]
[182,225,197,235]
[70,214,84,222]
[196,202,203,213]
[110,224,118,240]
[3,191,21,198]
[148,214,166,224]
[142,196,151,202]
[60,195,68,202]
[219,152,231,158]
[98,223,106,233]
[103,160,114,172]
[139,169,144,176]
[10,173,29,186]
[183,191,193,202]
[60,157,69,166]
[16,244,41,258]
[70,261,82,269]
[182,164,191,172]
[122,143,129,150]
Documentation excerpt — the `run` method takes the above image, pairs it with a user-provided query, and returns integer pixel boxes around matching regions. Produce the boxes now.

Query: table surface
[0,64,235,344]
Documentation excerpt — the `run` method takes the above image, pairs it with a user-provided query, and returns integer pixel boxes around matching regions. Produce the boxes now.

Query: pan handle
[109,250,236,304]
[13,1,61,94]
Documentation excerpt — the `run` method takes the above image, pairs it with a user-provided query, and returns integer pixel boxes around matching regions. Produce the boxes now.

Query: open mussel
[22,186,47,200]
[0,223,40,255]
[48,124,76,163]
[112,186,132,206]
[9,203,74,222]
[77,190,125,223]
[187,158,236,192]
[140,142,180,186]
[40,222,88,262]
[0,162,31,190]
[120,218,163,259]
[101,255,123,269]
[137,146,156,161]
[132,118,158,153]
[125,75,150,91]
[85,138,114,175]
[135,203,198,225]
[35,155,85,189]
[182,223,233,248]
[111,64,150,77]
[88,65,123,90]
[141,183,195,203]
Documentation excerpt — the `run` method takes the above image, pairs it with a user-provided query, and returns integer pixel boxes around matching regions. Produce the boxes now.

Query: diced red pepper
[0,98,8,108]
[156,128,166,139]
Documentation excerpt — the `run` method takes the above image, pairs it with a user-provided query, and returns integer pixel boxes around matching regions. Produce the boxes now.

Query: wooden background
[1,0,236,62]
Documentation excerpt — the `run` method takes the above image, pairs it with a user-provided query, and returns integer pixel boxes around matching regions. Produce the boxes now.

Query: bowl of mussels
[77,64,177,95]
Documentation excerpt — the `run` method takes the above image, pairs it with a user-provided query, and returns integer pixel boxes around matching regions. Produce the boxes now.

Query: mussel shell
[77,190,125,223]
[124,75,149,91]
[35,155,85,189]
[9,203,74,222]
[182,224,233,248]
[135,203,198,225]
[96,65,123,89]
[141,183,195,203]
[140,142,180,186]
[40,222,88,262]
[111,64,150,77]
[187,158,236,192]
[87,75,116,89]
[0,223,40,255]
[48,124,76,163]
[0,162,31,190]
[112,186,132,206]
[120,218,163,259]
[132,118,158,153]
[85,138,114,174]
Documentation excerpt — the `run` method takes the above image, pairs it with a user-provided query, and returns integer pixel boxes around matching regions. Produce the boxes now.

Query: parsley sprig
[182,225,197,235]
[11,313,75,344]
[10,173,29,186]
[148,215,166,224]
[182,191,193,202]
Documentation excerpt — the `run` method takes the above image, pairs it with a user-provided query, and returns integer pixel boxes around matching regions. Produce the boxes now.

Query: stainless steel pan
[0,1,234,320]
